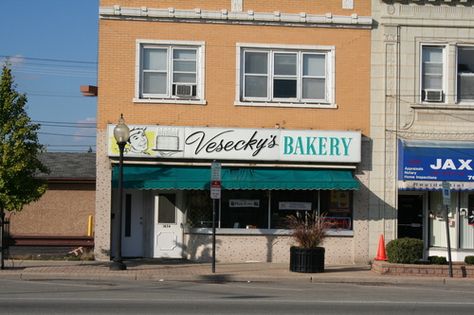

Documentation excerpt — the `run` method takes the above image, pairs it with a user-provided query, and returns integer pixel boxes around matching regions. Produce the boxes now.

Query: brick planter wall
[372,260,474,278]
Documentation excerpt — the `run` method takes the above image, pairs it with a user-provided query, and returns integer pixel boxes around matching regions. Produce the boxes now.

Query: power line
[27,93,87,99]
[0,55,97,65]
[45,144,96,147]
[46,148,96,152]
[39,123,96,129]
[39,132,96,138]
[33,120,96,126]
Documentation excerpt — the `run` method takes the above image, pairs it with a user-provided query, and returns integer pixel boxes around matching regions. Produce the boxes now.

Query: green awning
[112,165,359,190]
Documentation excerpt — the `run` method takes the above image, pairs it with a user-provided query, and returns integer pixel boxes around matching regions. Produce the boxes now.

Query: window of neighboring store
[459,193,474,249]
[135,40,205,104]
[236,44,335,108]
[185,189,353,232]
[421,45,446,103]
[428,191,474,249]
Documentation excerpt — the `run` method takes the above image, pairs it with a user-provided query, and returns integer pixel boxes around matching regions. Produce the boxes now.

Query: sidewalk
[1,259,473,286]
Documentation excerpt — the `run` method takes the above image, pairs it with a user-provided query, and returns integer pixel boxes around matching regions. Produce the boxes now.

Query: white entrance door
[122,190,144,257]
[153,193,183,258]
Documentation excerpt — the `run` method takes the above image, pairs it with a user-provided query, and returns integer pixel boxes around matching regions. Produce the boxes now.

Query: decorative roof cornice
[99,6,373,29]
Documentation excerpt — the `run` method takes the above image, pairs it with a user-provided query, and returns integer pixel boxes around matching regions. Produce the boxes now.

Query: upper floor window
[136,41,205,104]
[420,44,474,104]
[457,46,474,102]
[237,44,335,108]
[421,45,445,103]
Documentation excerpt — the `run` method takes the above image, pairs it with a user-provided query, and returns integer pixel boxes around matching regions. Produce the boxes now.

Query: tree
[0,64,48,269]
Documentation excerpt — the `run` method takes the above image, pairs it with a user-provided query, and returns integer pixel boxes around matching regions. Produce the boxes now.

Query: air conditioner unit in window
[423,89,443,102]
[173,84,195,97]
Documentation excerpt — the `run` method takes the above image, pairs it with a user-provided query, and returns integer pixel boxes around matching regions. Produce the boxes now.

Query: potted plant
[287,212,329,273]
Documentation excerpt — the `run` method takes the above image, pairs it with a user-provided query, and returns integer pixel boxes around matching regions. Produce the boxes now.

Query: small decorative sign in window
[278,201,312,211]
[229,199,260,208]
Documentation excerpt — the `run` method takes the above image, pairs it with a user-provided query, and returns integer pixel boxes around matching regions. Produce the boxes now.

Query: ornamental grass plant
[286,212,330,249]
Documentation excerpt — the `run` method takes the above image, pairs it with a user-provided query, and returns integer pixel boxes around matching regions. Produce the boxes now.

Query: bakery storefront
[108,125,362,263]
[398,140,474,261]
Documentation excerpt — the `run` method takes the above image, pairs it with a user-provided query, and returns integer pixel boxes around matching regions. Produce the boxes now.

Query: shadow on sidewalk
[324,265,372,273]
[123,258,200,267]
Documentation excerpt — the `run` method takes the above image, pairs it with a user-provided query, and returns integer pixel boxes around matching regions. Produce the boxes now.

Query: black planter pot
[289,246,325,273]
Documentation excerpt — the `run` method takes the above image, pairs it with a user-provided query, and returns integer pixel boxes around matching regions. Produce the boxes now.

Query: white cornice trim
[99,6,373,28]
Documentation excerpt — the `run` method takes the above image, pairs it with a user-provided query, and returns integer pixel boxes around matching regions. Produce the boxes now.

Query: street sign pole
[442,181,453,278]
[212,198,216,273]
[210,161,221,274]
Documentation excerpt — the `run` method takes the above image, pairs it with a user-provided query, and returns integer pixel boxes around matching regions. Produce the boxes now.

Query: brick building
[7,152,95,256]
[370,0,474,261]
[96,0,373,264]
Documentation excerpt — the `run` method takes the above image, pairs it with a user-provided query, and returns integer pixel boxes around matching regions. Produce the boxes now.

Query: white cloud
[3,54,25,67]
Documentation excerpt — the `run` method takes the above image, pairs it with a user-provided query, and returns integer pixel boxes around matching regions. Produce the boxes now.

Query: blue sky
[0,0,98,152]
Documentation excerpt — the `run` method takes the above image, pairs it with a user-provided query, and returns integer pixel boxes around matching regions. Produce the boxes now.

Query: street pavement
[1,259,474,287]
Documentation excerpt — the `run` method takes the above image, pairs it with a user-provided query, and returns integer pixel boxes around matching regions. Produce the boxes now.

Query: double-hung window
[457,46,474,102]
[136,41,205,103]
[421,45,445,103]
[421,44,474,104]
[238,44,334,107]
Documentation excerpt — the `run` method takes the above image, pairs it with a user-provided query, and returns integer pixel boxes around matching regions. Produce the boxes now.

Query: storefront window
[320,190,353,230]
[221,190,268,229]
[185,189,354,231]
[184,190,213,228]
[270,191,318,229]
[460,194,474,249]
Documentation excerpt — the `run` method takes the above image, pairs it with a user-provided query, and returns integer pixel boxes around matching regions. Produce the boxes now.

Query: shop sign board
[398,140,474,190]
[107,125,361,164]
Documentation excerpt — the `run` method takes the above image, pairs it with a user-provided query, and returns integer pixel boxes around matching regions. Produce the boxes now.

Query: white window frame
[135,40,206,105]
[420,44,447,104]
[455,44,474,104]
[235,43,336,109]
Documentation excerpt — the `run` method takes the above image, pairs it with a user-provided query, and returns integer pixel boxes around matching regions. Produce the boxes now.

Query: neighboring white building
[371,0,474,261]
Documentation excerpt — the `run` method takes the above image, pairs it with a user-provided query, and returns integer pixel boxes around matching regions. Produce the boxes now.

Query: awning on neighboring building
[112,165,359,190]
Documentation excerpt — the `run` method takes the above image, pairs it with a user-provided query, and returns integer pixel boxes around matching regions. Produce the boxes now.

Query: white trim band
[100,6,373,28]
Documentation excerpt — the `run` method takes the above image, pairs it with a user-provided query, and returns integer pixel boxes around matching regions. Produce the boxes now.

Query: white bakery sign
[107,125,361,163]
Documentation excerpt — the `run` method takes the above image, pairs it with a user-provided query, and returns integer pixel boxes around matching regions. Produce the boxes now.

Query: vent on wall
[423,89,443,102]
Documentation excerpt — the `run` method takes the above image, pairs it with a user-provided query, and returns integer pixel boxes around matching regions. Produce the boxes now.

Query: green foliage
[428,256,448,265]
[0,64,48,213]
[464,256,474,265]
[286,212,329,248]
[386,238,423,264]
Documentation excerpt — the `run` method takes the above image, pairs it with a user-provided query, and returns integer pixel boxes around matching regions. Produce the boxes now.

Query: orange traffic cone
[375,234,388,261]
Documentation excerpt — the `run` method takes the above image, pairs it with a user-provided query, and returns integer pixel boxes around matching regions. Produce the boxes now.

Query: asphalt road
[0,277,473,314]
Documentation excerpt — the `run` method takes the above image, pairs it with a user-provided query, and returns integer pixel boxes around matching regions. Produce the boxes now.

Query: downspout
[394,24,401,241]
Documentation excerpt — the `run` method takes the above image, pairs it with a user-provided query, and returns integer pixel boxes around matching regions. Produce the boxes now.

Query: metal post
[212,198,216,273]
[110,142,127,270]
[445,205,453,278]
